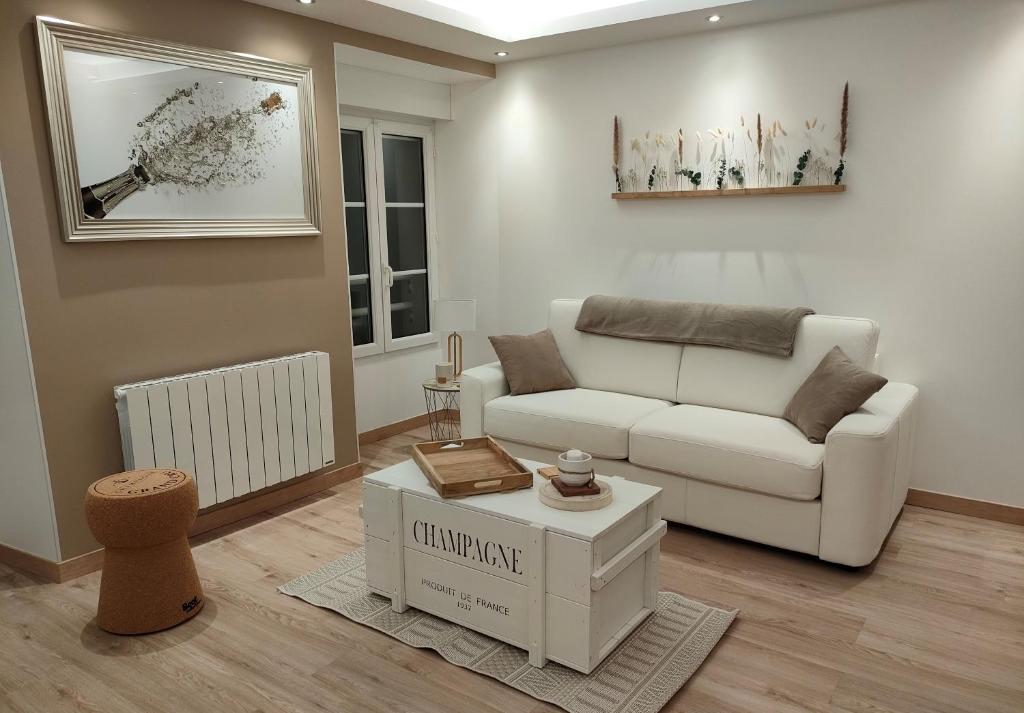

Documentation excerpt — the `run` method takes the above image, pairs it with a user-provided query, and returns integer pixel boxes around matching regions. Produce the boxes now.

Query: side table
[422,378,460,441]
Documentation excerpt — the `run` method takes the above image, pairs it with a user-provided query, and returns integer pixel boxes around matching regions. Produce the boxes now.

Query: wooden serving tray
[411,436,533,498]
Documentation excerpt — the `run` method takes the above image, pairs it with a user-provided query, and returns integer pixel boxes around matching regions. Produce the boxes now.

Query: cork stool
[85,469,204,634]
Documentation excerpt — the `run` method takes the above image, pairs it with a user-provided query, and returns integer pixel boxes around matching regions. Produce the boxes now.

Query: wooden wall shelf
[611,185,846,200]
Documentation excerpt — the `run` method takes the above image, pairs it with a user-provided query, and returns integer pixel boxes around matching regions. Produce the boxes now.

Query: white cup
[435,362,454,385]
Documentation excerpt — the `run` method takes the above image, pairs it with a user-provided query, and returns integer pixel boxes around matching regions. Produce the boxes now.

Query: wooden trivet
[552,477,600,497]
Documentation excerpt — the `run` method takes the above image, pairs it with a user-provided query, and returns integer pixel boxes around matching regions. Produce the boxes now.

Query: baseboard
[359,413,432,445]
[359,410,460,445]
[190,461,363,537]
[0,543,105,584]
[0,462,363,584]
[0,542,61,582]
[907,488,1024,526]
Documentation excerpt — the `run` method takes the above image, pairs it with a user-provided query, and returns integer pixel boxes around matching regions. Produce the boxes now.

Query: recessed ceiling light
[297,0,315,5]
[706,14,721,23]
[495,51,509,57]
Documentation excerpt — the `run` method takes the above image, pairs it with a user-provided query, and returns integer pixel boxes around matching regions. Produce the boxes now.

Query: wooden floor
[2,425,1022,712]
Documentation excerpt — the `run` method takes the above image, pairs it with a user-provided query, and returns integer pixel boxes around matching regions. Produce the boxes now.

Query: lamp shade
[435,299,476,332]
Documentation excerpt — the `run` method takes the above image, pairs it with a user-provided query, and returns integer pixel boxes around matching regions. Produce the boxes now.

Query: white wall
[435,0,1024,506]
[353,344,445,433]
[0,165,60,560]
[336,63,452,120]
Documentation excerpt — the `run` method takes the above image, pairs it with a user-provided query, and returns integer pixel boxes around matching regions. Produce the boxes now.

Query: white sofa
[460,299,919,566]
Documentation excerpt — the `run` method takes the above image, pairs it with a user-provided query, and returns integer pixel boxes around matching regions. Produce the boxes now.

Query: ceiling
[334,43,487,83]
[244,0,898,63]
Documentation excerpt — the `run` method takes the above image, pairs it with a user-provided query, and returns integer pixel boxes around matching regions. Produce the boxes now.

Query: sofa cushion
[488,329,576,396]
[676,315,880,418]
[547,299,684,402]
[485,388,672,460]
[784,346,888,443]
[629,404,825,500]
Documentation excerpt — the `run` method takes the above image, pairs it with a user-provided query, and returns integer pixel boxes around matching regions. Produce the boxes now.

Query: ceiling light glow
[297,0,315,5]
[706,14,721,22]
[428,0,642,25]
[368,1,744,42]
[495,51,509,57]
[383,0,649,41]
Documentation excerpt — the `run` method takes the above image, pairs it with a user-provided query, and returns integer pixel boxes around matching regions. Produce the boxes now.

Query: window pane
[340,129,365,203]
[341,127,373,348]
[345,206,369,276]
[350,280,373,346]
[382,134,424,203]
[385,206,426,272]
[390,274,429,338]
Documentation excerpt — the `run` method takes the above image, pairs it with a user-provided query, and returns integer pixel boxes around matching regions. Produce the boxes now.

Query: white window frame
[342,116,384,358]
[341,116,438,358]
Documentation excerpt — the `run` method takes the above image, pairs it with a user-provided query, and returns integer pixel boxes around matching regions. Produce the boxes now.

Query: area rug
[279,548,736,713]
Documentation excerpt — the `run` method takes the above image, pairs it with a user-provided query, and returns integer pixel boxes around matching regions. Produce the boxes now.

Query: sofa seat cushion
[485,389,672,459]
[629,405,825,500]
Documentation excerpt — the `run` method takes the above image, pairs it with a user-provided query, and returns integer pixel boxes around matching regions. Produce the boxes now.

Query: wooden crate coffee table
[362,458,665,674]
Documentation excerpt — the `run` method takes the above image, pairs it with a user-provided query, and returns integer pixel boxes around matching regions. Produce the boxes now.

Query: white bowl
[557,450,594,486]
[558,470,593,487]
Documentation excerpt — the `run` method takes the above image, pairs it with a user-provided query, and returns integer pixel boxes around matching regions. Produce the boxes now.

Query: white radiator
[114,352,335,509]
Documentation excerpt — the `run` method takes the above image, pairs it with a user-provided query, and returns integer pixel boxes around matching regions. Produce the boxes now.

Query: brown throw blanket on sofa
[574,295,814,357]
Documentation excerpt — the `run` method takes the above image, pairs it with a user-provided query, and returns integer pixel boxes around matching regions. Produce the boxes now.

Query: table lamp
[435,299,476,378]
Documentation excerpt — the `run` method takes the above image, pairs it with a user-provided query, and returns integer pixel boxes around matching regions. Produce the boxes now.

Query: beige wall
[0,0,490,559]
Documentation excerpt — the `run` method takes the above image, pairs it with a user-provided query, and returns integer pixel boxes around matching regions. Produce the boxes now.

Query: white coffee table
[362,458,665,674]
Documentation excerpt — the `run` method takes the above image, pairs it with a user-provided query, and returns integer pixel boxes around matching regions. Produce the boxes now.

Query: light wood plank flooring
[2,425,1022,712]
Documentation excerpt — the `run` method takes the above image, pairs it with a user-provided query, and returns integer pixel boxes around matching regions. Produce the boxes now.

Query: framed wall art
[36,17,321,241]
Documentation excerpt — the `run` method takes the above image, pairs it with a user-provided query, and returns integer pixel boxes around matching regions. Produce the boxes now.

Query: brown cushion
[784,346,888,443]
[489,329,576,396]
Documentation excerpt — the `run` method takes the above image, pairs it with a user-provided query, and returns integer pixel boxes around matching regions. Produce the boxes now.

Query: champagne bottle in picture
[80,162,152,219]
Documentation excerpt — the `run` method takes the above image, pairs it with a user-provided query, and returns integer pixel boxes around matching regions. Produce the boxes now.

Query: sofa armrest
[459,362,510,438]
[819,382,919,566]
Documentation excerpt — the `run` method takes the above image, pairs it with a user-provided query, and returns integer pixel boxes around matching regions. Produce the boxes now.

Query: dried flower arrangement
[716,157,728,189]
[729,164,744,186]
[756,113,763,185]
[612,115,622,192]
[793,149,810,185]
[678,168,702,187]
[612,83,850,194]
[654,133,670,190]
[674,129,684,189]
[834,82,849,185]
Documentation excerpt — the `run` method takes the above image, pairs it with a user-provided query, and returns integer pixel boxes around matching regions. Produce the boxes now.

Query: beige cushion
[784,346,888,443]
[484,388,672,459]
[629,404,825,500]
[489,329,576,396]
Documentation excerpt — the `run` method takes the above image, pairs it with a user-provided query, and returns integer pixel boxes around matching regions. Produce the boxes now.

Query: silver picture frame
[36,16,322,242]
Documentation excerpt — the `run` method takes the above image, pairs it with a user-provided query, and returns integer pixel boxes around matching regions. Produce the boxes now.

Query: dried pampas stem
[612,115,621,168]
[612,116,622,191]
[756,113,763,156]
[839,82,849,157]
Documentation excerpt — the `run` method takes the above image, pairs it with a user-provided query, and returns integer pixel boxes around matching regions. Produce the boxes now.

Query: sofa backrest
[547,299,683,402]
[676,315,880,417]
[546,299,880,417]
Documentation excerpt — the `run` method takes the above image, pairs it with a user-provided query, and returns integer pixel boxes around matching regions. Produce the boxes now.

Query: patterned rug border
[279,548,736,713]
